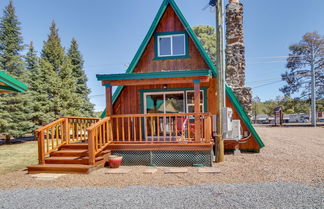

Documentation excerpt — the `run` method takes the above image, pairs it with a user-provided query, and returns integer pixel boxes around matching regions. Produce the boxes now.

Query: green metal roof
[97,69,213,81]
[0,70,27,93]
[226,85,265,148]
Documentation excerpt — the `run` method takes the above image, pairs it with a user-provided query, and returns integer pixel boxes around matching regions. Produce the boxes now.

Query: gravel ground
[0,127,323,189]
[0,182,323,209]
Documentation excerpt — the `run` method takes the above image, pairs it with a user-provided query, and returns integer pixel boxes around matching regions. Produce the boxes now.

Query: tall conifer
[0,1,34,142]
[67,39,94,116]
[40,21,81,118]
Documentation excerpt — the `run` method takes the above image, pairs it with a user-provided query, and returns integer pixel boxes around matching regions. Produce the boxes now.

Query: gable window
[154,31,189,60]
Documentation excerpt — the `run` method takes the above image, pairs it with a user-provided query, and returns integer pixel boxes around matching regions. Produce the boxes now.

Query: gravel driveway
[0,182,323,209]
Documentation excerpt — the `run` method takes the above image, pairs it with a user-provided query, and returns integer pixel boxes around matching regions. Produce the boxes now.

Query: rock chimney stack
[225,0,252,116]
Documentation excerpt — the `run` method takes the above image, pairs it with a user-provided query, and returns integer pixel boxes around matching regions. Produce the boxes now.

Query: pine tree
[0,1,34,142]
[0,0,24,76]
[39,21,82,118]
[67,38,94,116]
[25,42,53,126]
[41,21,65,72]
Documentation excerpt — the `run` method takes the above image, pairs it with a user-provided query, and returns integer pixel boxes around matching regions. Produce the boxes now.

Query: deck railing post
[88,129,96,165]
[206,115,212,143]
[193,79,201,142]
[37,130,45,164]
[63,118,70,144]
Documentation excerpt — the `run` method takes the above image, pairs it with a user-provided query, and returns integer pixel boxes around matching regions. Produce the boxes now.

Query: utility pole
[215,0,225,163]
[311,47,317,127]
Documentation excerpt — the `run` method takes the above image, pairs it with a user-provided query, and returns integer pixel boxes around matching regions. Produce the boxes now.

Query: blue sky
[1,0,323,111]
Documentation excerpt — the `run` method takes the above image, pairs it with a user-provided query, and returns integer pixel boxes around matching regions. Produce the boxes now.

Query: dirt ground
[0,127,323,189]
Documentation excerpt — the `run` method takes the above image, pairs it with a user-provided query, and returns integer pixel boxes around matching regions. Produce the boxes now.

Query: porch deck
[28,113,213,174]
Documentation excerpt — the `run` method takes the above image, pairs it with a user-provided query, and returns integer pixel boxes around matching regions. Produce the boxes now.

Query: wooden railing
[35,116,99,164]
[87,117,113,165]
[66,117,99,143]
[109,113,212,143]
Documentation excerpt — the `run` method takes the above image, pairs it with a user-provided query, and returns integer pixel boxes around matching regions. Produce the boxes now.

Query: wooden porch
[27,113,213,174]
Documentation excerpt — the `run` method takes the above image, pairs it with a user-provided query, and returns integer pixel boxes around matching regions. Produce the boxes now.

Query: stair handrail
[36,116,100,165]
[87,117,113,165]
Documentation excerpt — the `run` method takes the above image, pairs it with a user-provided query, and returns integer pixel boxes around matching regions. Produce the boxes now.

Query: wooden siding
[113,5,210,115]
[133,5,209,73]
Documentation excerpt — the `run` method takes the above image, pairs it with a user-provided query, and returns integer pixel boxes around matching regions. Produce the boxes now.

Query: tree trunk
[5,135,11,144]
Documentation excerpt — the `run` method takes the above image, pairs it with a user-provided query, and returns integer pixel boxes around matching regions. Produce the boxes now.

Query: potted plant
[108,155,123,168]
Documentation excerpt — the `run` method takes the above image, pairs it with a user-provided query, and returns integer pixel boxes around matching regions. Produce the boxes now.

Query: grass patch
[0,141,38,174]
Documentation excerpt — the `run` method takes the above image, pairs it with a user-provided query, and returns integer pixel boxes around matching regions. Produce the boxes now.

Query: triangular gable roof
[0,70,27,93]
[100,0,264,149]
[226,85,265,148]
[111,0,217,105]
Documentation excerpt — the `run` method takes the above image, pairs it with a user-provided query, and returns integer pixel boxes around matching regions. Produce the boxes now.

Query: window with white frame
[157,34,186,57]
[186,90,204,113]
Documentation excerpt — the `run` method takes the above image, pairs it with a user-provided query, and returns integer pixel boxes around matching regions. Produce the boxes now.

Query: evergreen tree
[25,42,53,126]
[0,0,24,76]
[192,25,217,65]
[0,1,34,142]
[39,21,82,118]
[41,21,65,72]
[67,38,94,116]
[280,32,324,99]
[25,41,38,74]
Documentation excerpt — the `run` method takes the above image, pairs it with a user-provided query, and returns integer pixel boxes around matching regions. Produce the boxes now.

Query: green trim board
[0,70,27,93]
[97,69,212,82]
[225,85,265,148]
[153,30,190,60]
[109,0,217,108]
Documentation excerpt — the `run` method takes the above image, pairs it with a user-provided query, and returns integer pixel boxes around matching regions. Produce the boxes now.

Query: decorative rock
[105,168,131,174]
[30,173,65,181]
[197,168,221,173]
[164,168,188,174]
[143,168,158,174]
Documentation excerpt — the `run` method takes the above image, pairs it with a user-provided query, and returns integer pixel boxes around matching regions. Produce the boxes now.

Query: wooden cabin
[28,0,264,174]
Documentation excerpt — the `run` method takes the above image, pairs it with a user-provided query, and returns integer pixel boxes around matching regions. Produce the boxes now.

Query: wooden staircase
[27,117,113,174]
[27,143,111,174]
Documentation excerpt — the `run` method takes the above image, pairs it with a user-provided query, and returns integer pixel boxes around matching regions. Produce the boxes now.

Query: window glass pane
[146,94,164,113]
[187,105,203,113]
[165,93,184,113]
[186,91,203,104]
[172,35,185,55]
[159,37,171,56]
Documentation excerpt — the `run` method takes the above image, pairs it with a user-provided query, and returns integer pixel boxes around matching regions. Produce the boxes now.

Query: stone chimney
[225,0,252,116]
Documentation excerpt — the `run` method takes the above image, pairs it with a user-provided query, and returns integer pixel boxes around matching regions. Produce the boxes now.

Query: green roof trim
[225,85,265,148]
[110,0,217,108]
[0,70,27,93]
[97,69,212,81]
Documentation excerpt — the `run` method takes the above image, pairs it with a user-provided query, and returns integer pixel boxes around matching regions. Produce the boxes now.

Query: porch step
[45,156,104,165]
[27,164,102,174]
[59,144,88,150]
[50,149,88,157]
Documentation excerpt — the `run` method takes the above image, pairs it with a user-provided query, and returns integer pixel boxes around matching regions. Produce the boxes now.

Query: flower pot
[108,155,123,168]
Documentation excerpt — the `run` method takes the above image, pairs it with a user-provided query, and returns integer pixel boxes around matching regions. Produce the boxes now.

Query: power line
[249,61,286,64]
[251,80,284,89]
[246,77,281,84]
[253,55,305,59]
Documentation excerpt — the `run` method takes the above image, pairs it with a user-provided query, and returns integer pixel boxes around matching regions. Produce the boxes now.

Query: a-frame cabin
[28,0,264,173]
